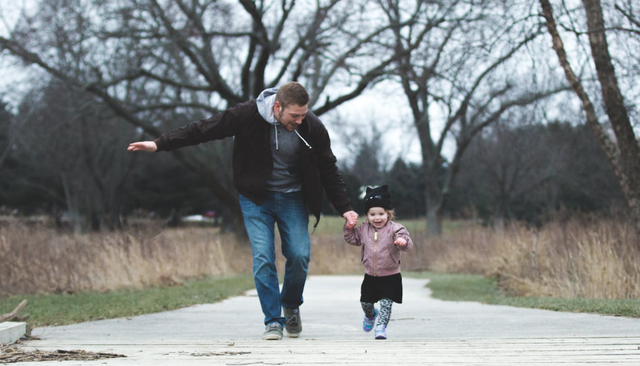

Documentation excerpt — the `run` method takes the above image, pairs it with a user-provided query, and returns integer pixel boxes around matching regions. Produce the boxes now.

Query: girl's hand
[343,210,358,229]
[394,237,407,248]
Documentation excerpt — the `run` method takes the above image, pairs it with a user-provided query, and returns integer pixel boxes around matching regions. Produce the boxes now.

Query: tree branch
[0,300,28,322]
[539,0,627,197]
[312,58,392,115]
[444,29,542,137]
[615,4,640,30]
[148,0,240,104]
[130,102,218,113]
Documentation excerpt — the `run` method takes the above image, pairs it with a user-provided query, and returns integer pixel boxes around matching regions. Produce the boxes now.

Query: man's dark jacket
[153,100,353,224]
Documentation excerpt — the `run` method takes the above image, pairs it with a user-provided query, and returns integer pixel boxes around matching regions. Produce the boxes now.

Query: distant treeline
[336,121,623,227]
[0,83,622,231]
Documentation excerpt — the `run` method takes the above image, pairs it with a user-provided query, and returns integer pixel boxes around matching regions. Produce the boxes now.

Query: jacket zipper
[373,230,378,277]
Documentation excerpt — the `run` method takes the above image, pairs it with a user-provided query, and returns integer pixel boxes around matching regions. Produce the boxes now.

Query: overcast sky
[0,0,451,168]
[0,1,33,108]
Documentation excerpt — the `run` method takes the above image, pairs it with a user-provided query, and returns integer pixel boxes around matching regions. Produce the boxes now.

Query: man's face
[274,101,308,132]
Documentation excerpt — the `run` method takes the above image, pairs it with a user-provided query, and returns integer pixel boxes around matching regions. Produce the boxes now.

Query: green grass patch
[407,272,640,318]
[0,274,255,327]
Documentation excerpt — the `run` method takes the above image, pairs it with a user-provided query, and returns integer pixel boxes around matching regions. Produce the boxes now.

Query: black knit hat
[364,185,392,213]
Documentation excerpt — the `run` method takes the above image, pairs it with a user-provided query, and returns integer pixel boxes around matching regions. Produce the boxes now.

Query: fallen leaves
[0,343,125,363]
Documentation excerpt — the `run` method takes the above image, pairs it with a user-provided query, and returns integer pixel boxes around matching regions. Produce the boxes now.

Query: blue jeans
[239,191,310,326]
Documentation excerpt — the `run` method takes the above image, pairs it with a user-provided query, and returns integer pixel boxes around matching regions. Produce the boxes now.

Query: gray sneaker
[262,322,283,340]
[283,307,302,338]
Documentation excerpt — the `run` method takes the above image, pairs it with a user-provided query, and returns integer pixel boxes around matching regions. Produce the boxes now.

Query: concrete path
[16,276,640,365]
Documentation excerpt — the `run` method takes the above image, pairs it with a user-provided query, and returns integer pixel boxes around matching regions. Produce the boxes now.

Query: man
[128,82,359,340]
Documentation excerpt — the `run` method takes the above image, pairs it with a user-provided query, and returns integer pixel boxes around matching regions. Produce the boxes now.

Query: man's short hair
[276,82,310,109]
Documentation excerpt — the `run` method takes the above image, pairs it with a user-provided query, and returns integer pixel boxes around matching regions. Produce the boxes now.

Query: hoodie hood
[256,86,313,151]
[256,87,279,126]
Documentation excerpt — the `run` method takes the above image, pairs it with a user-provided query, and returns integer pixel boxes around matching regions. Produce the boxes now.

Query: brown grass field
[1,215,638,299]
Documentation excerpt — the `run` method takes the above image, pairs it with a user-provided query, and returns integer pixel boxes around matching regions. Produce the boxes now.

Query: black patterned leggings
[361,298,393,327]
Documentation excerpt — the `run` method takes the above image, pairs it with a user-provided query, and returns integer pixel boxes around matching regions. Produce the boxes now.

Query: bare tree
[458,114,567,228]
[378,0,565,234]
[10,81,139,233]
[339,123,387,187]
[539,0,640,245]
[0,0,400,234]
[0,100,12,171]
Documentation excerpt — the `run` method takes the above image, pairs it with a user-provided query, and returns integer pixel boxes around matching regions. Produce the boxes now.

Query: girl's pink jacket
[343,221,413,277]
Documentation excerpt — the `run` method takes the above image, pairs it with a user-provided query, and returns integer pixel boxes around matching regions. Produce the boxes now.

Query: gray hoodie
[256,88,311,193]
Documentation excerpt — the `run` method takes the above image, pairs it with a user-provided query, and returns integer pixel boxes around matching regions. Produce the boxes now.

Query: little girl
[343,185,413,340]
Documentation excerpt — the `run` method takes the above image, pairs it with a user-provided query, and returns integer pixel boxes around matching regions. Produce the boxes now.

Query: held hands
[394,237,407,248]
[343,210,358,229]
[128,141,157,152]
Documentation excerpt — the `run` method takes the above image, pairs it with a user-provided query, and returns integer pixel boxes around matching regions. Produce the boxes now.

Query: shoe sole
[263,333,283,340]
[285,329,301,338]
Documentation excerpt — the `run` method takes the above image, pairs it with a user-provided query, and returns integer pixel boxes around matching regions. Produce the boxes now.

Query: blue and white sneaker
[363,309,378,332]
[262,322,283,340]
[374,324,387,340]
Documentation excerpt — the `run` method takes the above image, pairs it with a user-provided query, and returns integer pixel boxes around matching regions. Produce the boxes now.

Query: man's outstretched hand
[128,141,157,152]
[343,210,359,229]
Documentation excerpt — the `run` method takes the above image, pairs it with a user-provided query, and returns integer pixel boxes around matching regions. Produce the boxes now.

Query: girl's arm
[343,223,363,246]
[393,224,413,251]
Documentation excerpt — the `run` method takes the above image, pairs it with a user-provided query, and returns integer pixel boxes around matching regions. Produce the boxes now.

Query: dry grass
[2,215,639,300]
[491,220,640,299]
[424,218,640,299]
[0,221,252,296]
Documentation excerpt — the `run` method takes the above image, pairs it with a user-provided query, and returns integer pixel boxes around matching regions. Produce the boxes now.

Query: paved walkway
[17,276,640,365]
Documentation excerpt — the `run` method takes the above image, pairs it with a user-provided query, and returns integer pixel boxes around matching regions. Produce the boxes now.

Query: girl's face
[367,207,389,229]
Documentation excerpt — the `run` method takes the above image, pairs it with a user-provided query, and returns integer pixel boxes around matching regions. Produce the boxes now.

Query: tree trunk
[493,200,508,234]
[540,0,640,245]
[426,206,442,236]
[423,152,444,236]
[582,0,640,242]
[426,195,442,235]
[61,173,86,234]
[221,204,248,241]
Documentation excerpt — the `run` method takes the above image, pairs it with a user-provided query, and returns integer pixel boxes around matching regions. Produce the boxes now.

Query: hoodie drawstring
[295,130,312,150]
[274,126,312,151]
